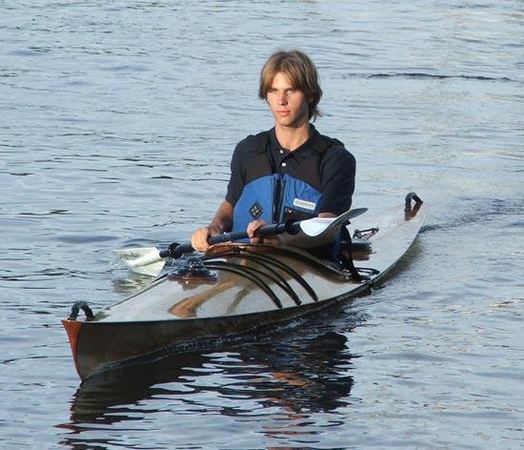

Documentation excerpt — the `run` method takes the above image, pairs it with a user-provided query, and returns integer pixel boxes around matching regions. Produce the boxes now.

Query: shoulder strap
[251,130,277,173]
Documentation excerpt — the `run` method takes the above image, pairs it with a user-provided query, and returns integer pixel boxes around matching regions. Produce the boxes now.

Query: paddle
[116,208,367,276]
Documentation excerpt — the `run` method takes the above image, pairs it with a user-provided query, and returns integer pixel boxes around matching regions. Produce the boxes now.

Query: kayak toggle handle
[405,192,423,210]
[405,192,423,220]
[67,301,94,321]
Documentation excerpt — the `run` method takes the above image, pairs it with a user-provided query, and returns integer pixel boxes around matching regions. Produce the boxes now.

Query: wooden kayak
[63,193,426,380]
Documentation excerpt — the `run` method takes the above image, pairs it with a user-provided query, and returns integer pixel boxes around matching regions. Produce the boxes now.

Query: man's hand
[247,212,338,248]
[191,200,234,252]
[191,226,210,252]
[246,219,266,243]
[247,219,281,245]
[191,225,221,252]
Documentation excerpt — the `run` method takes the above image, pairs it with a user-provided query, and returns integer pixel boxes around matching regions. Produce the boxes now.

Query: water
[1,1,523,449]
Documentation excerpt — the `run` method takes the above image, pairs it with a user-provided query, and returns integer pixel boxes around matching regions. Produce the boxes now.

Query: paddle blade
[299,217,334,237]
[129,260,166,277]
[115,247,166,276]
[299,208,368,237]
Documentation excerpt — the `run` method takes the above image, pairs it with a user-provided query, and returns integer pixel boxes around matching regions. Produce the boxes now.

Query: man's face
[266,72,310,128]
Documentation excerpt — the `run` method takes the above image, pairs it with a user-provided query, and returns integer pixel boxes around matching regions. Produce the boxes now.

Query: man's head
[259,50,322,121]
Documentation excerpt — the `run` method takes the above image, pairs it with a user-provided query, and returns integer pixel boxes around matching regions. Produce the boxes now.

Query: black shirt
[226,125,356,216]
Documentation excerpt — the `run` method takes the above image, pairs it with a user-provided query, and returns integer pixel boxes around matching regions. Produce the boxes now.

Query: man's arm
[209,200,234,234]
[318,147,356,215]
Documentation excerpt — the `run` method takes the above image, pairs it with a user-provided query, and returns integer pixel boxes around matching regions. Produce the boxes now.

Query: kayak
[63,193,426,380]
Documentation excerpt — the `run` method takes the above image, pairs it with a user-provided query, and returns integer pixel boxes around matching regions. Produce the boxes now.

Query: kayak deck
[97,245,362,323]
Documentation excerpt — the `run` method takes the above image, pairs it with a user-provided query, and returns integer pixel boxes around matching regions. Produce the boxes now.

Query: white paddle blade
[299,208,368,237]
[115,247,166,276]
[129,260,166,277]
[299,217,335,237]
[116,247,161,266]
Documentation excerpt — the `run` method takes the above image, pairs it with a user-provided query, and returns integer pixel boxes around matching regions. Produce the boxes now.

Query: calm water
[1,1,523,449]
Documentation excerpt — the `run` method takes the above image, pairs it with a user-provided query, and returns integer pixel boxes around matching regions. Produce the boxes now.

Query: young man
[191,50,355,253]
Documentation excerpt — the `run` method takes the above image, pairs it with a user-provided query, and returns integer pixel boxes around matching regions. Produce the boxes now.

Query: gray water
[1,1,523,449]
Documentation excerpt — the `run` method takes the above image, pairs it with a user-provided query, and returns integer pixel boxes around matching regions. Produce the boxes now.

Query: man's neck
[274,122,311,151]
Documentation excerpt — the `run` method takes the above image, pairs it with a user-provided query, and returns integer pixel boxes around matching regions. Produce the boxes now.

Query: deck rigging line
[205,260,302,307]
[203,262,284,309]
[206,247,318,302]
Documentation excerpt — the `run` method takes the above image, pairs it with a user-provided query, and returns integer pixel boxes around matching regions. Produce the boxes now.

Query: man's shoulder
[328,142,355,162]
[314,133,355,169]
[310,125,343,149]
[235,130,270,152]
[315,131,351,155]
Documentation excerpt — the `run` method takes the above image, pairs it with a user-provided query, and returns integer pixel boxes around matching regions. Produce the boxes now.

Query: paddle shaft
[116,207,368,275]
[159,221,294,259]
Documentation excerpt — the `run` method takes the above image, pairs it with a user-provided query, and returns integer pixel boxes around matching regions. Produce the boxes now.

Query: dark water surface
[1,1,523,449]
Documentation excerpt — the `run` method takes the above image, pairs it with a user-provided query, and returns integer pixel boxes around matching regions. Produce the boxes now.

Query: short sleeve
[318,146,356,215]
[225,141,246,206]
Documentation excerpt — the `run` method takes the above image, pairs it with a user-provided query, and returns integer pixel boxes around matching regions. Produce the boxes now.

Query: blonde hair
[259,50,322,121]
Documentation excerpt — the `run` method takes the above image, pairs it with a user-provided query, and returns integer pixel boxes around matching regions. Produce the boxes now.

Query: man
[191,50,355,255]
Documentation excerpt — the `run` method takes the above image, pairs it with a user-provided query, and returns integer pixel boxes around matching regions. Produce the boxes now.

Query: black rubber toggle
[405,192,423,220]
[68,301,94,321]
[405,192,423,210]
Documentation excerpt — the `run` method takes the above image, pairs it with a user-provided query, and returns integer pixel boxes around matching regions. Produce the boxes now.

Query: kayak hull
[63,285,369,380]
[63,195,426,380]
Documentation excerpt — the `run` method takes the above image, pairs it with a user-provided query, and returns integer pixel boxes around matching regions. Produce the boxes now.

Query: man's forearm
[208,200,234,234]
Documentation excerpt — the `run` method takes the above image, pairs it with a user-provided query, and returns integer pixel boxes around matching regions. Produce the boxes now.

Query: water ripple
[1,0,523,449]
[346,72,519,83]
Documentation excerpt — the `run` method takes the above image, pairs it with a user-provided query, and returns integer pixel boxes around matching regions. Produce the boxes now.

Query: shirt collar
[267,124,320,157]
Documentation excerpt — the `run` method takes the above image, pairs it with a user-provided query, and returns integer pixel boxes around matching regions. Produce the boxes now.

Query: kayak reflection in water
[62,328,353,436]
[191,50,356,262]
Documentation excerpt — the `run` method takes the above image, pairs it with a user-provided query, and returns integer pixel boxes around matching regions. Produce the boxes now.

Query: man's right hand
[191,226,213,252]
[191,200,234,252]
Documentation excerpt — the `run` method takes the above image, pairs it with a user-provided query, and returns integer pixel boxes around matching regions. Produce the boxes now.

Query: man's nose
[277,92,288,105]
